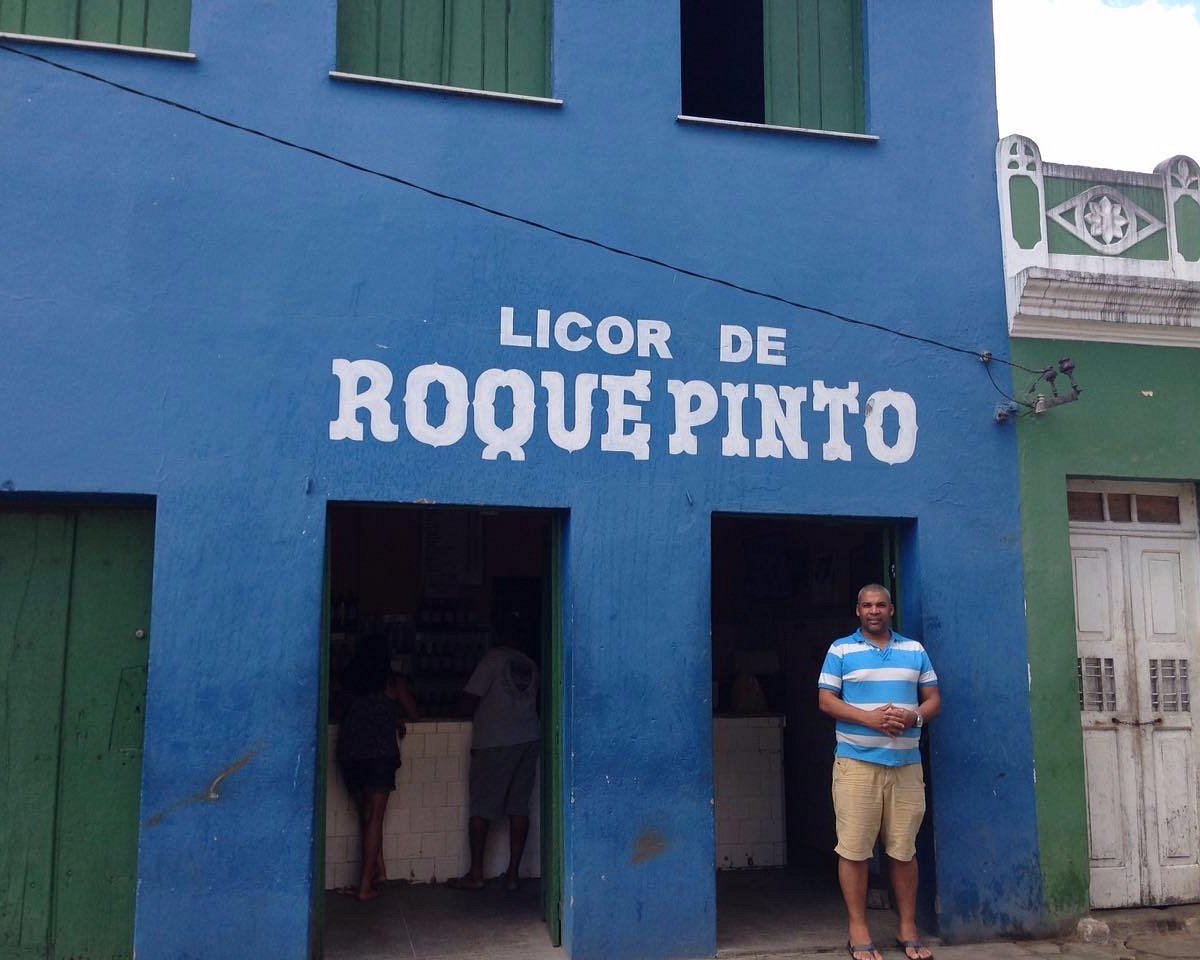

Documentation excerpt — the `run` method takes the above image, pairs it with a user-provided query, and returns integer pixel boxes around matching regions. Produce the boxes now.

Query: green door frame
[310,529,332,957]
[540,514,565,946]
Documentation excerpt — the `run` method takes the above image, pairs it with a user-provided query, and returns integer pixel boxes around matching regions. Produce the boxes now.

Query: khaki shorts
[831,756,926,862]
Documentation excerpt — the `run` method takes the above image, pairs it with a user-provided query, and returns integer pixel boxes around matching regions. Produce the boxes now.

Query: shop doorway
[0,501,155,960]
[711,514,905,955]
[316,504,564,960]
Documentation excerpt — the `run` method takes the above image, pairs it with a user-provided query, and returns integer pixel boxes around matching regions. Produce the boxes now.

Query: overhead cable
[0,42,1044,376]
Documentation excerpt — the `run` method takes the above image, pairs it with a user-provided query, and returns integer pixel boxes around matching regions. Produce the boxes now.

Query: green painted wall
[1012,338,1200,922]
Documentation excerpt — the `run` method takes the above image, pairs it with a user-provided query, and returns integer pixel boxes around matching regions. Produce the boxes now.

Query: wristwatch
[914,713,924,729]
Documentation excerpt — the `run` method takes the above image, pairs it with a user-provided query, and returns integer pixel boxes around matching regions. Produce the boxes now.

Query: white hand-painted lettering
[756,326,787,366]
[499,306,532,348]
[472,369,536,461]
[864,390,919,465]
[719,324,754,363]
[667,379,719,455]
[600,370,652,460]
[720,382,751,458]
[812,381,860,462]
[330,358,399,442]
[596,315,635,355]
[501,307,673,359]
[753,384,809,459]
[637,318,673,359]
[404,363,470,447]
[542,371,598,452]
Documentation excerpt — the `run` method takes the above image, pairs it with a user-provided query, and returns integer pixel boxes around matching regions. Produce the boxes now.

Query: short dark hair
[857,583,893,604]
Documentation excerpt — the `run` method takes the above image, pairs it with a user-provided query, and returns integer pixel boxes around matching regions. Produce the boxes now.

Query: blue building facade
[1,2,1045,957]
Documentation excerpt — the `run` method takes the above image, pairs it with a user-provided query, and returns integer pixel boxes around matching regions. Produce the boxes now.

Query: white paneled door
[1070,482,1200,908]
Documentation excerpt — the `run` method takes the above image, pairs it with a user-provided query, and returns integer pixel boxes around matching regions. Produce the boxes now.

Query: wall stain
[145,745,266,826]
[631,826,667,863]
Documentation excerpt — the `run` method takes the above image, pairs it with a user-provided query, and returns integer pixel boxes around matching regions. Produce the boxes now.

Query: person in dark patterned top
[337,670,418,900]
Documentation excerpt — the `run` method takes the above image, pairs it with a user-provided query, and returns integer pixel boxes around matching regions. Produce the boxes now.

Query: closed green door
[0,505,154,960]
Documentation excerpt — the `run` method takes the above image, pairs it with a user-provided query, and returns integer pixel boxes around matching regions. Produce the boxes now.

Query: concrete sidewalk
[723,905,1200,960]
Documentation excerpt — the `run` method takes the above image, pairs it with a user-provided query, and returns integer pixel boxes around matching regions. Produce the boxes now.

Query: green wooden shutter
[0,0,191,51]
[763,0,864,133]
[337,0,550,97]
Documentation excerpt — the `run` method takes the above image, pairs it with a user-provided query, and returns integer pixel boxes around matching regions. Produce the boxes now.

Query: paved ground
[322,873,1200,960]
[731,905,1200,960]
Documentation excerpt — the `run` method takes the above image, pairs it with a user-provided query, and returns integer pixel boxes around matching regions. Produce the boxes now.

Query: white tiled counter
[325,721,540,888]
[713,715,786,869]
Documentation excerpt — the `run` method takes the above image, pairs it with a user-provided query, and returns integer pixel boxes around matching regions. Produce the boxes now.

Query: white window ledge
[0,31,195,60]
[330,71,562,106]
[1011,266,1200,348]
[676,114,878,142]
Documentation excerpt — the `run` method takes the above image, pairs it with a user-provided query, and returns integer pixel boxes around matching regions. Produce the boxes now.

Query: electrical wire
[1,42,1047,375]
[983,361,1031,409]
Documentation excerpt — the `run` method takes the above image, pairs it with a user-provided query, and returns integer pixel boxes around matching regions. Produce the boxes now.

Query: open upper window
[336,0,551,99]
[681,0,865,135]
[0,0,191,52]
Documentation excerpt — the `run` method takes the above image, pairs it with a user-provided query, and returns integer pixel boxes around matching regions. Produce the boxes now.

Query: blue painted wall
[0,1,1044,956]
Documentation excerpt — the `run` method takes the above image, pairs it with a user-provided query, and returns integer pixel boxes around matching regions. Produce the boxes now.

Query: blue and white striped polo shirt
[818,629,937,767]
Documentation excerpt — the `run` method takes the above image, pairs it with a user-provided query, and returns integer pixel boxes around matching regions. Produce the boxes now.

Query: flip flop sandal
[847,940,879,960]
[896,938,934,960]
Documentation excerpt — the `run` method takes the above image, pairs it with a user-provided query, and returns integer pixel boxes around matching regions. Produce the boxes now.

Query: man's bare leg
[889,856,931,959]
[357,792,389,901]
[838,856,882,960]
[505,815,530,890]
[449,816,489,889]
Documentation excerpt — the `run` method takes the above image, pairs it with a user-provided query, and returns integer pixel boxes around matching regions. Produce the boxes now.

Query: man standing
[447,621,540,892]
[818,584,940,960]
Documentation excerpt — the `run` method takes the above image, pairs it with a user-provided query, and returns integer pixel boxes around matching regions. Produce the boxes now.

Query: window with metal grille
[0,0,191,51]
[336,0,551,98]
[1150,659,1190,712]
[1077,657,1116,712]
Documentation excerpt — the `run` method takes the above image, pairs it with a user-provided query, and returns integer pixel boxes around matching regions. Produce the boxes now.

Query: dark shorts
[468,741,539,821]
[339,756,398,796]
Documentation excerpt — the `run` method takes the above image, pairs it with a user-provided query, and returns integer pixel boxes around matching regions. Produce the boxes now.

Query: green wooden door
[0,505,154,960]
[539,517,563,946]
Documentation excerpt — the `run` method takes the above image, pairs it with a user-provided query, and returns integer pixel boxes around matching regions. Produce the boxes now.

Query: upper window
[336,0,551,99]
[681,0,864,135]
[0,0,191,52]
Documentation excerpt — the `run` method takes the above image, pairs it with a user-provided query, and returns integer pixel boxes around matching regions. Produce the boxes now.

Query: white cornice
[1010,267,1200,348]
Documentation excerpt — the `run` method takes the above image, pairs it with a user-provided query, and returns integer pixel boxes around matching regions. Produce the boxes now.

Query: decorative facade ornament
[1006,138,1040,174]
[999,139,1200,345]
[1082,195,1129,245]
[1170,158,1199,192]
[1046,185,1164,256]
